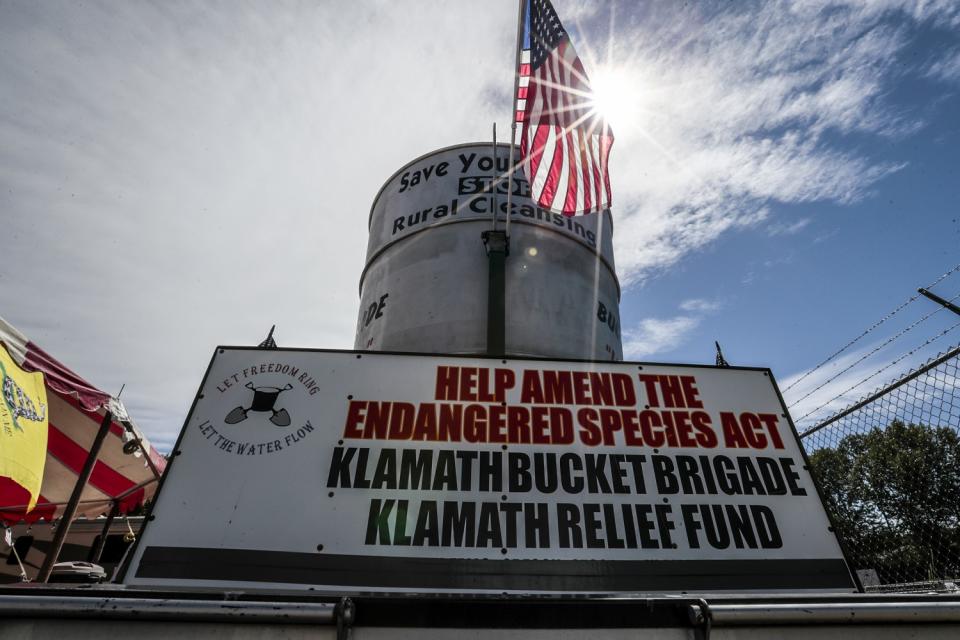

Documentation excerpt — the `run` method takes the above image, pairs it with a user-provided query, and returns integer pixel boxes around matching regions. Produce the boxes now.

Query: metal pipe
[36,410,115,583]
[90,501,119,565]
[4,594,959,627]
[919,287,960,317]
[694,601,960,625]
[483,230,509,357]
[492,123,498,232]
[0,595,336,624]
[504,0,526,240]
[113,478,156,501]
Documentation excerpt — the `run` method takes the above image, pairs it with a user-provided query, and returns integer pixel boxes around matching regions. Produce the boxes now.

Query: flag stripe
[579,133,592,212]
[517,0,614,217]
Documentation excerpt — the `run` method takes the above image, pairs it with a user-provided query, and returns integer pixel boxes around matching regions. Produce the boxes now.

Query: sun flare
[589,65,642,131]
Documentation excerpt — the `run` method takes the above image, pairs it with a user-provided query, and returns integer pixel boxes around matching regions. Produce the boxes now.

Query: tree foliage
[808,420,960,583]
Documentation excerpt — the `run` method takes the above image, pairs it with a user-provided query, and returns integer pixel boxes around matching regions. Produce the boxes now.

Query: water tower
[355,142,622,361]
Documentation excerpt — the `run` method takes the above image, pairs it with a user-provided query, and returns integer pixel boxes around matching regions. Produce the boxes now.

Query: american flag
[516,0,614,217]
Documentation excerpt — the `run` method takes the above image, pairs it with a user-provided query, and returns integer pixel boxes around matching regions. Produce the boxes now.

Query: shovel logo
[224,382,293,428]
[202,361,318,455]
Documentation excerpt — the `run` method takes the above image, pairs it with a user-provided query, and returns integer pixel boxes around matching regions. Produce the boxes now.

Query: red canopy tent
[0,316,166,526]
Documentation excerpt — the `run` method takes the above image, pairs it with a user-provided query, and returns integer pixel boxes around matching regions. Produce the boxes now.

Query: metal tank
[355,142,622,361]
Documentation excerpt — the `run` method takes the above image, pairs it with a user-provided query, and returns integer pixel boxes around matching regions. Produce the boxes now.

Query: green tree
[808,421,960,583]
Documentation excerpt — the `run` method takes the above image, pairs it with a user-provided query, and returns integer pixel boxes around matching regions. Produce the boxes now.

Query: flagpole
[482,119,507,355]
[504,0,526,240]
[482,0,525,358]
[491,122,498,231]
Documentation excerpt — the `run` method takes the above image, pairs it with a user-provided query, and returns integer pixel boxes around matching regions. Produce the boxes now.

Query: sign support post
[482,229,508,357]
[90,500,120,565]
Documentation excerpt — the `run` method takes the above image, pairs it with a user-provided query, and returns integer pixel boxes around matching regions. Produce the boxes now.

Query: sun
[589,65,642,131]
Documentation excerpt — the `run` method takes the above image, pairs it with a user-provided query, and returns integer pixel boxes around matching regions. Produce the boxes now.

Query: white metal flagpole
[482,0,526,358]
[492,122,498,231]
[504,0,526,240]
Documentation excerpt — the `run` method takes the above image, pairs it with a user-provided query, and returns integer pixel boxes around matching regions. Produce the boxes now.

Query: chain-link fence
[800,344,960,592]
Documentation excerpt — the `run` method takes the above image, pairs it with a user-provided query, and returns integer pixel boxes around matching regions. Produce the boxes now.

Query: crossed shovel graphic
[224,382,293,427]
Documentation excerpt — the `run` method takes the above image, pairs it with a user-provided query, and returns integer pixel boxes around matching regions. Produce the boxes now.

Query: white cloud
[767,218,812,236]
[925,47,960,82]
[1,1,957,450]
[622,316,699,359]
[781,347,886,426]
[622,300,721,360]
[679,299,722,313]
[0,1,514,450]
[813,228,841,244]
[568,0,949,285]
[780,335,957,434]
[762,254,794,269]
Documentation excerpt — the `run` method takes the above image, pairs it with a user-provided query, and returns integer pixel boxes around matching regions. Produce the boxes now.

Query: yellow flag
[0,344,48,512]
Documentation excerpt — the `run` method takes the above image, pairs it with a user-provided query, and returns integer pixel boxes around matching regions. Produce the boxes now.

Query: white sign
[124,348,856,594]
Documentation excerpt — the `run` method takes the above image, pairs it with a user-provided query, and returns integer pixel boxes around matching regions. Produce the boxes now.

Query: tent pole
[90,500,119,565]
[122,421,162,480]
[139,438,162,480]
[36,410,114,583]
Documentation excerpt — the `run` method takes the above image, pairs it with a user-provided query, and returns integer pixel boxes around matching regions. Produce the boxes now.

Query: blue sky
[579,1,960,429]
[1,0,958,450]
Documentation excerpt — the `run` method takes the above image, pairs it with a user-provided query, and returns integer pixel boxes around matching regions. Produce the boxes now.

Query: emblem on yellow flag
[0,344,48,512]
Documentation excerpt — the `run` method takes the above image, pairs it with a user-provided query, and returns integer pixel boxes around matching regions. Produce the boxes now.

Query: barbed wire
[799,346,960,588]
[782,263,960,393]
[794,320,960,425]
[787,290,960,408]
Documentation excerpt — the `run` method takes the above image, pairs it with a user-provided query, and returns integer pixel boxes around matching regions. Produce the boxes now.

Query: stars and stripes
[516,0,614,217]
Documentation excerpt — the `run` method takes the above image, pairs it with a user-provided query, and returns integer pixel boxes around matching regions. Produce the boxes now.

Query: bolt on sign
[124,348,857,594]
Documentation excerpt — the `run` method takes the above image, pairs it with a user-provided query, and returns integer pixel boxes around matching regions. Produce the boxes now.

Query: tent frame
[34,413,161,583]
